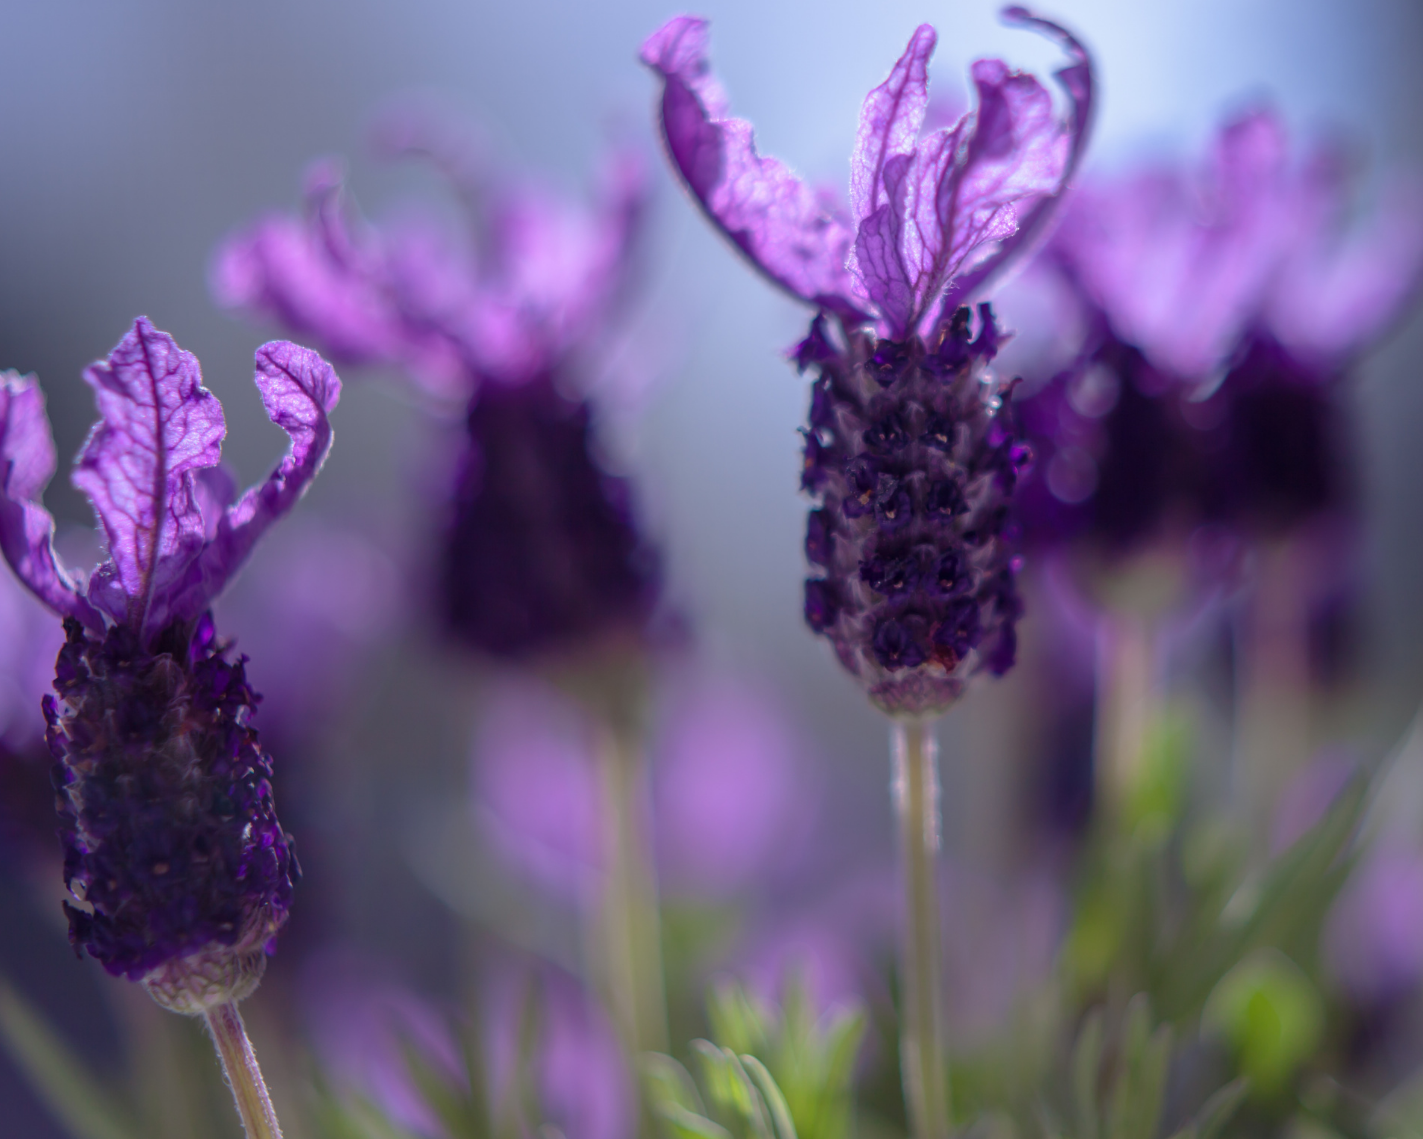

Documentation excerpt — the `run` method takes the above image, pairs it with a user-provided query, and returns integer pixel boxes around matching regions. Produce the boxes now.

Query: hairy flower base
[145,940,269,1014]
[444,376,662,661]
[800,307,1027,716]
[46,615,296,986]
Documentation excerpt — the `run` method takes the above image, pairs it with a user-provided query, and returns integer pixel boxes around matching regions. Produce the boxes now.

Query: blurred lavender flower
[305,948,631,1139]
[214,518,399,751]
[0,317,340,1010]
[1018,109,1423,557]
[215,125,663,662]
[472,671,814,903]
[1325,843,1423,1003]
[642,9,1093,714]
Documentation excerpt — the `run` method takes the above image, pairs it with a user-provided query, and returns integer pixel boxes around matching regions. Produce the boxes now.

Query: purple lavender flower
[305,948,632,1139]
[0,317,341,1010]
[214,132,663,662]
[472,671,814,902]
[1019,108,1423,555]
[642,9,1093,715]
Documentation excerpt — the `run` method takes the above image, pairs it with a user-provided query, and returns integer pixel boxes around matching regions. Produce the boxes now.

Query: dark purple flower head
[0,318,340,1007]
[216,131,665,662]
[794,308,1029,716]
[643,12,1090,714]
[640,7,1093,341]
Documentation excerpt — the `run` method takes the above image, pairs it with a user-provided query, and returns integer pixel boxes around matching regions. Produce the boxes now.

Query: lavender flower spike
[643,10,1094,715]
[0,317,341,1014]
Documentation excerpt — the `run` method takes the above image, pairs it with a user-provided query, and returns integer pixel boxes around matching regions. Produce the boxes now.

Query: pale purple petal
[842,10,1093,337]
[1266,151,1423,364]
[175,342,342,619]
[73,318,226,632]
[0,373,98,625]
[1054,109,1287,378]
[212,174,404,369]
[640,16,867,320]
[935,7,1095,318]
[850,24,935,226]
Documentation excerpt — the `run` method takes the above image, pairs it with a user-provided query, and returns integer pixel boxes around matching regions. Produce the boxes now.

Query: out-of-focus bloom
[0,318,340,1009]
[472,672,813,902]
[215,128,663,662]
[1019,108,1423,557]
[306,949,631,1139]
[642,10,1093,715]
[1325,843,1423,1003]
[214,518,399,749]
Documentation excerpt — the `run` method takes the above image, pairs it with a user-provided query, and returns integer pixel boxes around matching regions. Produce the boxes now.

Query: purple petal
[212,168,406,370]
[850,24,935,226]
[73,318,226,633]
[1053,109,1286,378]
[640,16,867,320]
[175,342,342,619]
[935,7,1095,318]
[0,373,99,625]
[1266,150,1423,364]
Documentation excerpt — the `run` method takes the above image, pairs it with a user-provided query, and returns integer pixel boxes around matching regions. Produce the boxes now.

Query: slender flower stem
[594,713,668,1059]
[892,718,950,1139]
[1235,539,1311,858]
[1094,612,1154,821]
[204,1002,284,1139]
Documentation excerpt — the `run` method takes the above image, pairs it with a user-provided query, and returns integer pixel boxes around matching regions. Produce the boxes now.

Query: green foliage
[1201,952,1324,1096]
[644,980,866,1139]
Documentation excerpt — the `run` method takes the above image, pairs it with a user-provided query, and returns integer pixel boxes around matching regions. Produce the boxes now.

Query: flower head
[0,317,341,1007]
[642,9,1092,714]
[1020,108,1423,556]
[215,129,664,662]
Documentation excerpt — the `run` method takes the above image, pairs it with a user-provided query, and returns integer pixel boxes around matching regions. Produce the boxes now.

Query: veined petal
[935,7,1095,320]
[175,342,342,620]
[74,318,226,633]
[0,373,99,625]
[641,16,867,320]
[850,24,935,225]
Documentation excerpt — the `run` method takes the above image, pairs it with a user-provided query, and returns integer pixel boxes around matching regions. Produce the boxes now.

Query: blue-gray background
[1,1,1421,1134]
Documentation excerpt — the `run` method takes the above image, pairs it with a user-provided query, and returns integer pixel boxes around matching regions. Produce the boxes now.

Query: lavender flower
[1019,108,1423,555]
[215,133,662,662]
[642,9,1092,715]
[0,317,341,1011]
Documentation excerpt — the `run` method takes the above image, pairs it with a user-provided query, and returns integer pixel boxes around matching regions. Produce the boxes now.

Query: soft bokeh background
[2,1,1422,1135]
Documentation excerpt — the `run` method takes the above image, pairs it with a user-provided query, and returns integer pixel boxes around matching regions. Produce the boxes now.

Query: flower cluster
[215,132,663,662]
[0,318,341,1008]
[642,9,1093,714]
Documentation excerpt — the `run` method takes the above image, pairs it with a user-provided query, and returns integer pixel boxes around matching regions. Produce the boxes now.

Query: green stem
[892,719,950,1139]
[594,714,668,1058]
[204,1002,283,1139]
[1094,613,1154,821]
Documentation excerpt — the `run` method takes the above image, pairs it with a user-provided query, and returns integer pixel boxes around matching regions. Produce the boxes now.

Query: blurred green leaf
[1202,951,1324,1095]
[0,975,141,1139]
